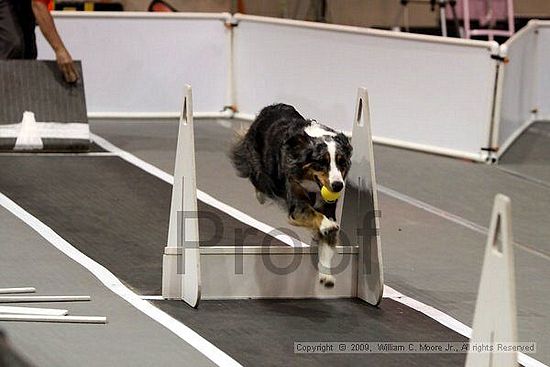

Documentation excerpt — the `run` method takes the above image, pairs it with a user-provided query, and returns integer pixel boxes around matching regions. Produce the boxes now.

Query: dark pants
[0,0,37,59]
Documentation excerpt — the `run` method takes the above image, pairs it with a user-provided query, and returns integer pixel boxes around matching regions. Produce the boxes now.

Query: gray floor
[0,151,474,366]
[91,118,550,365]
[0,205,217,367]
[499,121,550,187]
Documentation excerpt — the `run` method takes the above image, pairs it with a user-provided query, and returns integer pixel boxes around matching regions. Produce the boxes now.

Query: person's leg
[0,0,24,59]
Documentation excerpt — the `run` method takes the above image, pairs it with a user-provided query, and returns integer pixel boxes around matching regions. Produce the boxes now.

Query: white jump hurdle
[162,85,383,308]
[465,194,518,367]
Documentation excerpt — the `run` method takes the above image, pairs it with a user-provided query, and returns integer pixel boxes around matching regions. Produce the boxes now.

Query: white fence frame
[36,12,543,162]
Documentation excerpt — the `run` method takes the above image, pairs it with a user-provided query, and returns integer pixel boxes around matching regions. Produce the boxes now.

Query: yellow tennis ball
[321,186,341,202]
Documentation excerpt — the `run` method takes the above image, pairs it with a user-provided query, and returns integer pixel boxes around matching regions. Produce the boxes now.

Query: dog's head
[286,121,352,193]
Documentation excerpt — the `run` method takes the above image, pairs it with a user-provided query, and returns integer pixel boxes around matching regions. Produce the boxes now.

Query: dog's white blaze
[304,121,336,138]
[326,140,343,185]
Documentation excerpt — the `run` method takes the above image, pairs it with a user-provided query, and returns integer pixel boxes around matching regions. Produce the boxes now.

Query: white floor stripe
[496,165,550,190]
[378,185,488,234]
[91,133,310,248]
[90,132,547,367]
[378,185,550,261]
[0,192,241,367]
[383,285,546,367]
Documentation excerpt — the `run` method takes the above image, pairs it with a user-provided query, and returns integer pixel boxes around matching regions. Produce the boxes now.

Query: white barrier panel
[37,12,230,117]
[497,21,550,157]
[233,14,499,161]
[535,23,550,119]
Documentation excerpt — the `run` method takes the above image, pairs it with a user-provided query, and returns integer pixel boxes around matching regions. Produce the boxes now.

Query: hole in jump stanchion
[492,216,503,255]
[356,98,363,127]
[182,98,188,126]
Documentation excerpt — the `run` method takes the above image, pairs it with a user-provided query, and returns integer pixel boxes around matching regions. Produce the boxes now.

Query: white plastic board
[36,12,230,116]
[233,14,499,161]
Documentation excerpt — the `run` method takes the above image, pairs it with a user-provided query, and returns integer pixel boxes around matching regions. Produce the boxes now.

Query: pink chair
[447,0,515,40]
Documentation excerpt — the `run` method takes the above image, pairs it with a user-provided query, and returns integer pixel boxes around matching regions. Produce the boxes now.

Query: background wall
[121,0,230,12]
[116,0,550,27]
[37,14,230,115]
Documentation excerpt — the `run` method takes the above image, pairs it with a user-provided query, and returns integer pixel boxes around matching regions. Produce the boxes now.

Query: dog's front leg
[318,237,336,287]
[287,182,338,287]
[286,181,339,234]
[315,214,339,288]
[290,206,338,287]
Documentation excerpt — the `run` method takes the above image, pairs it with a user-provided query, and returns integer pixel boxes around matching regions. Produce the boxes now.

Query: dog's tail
[230,127,252,178]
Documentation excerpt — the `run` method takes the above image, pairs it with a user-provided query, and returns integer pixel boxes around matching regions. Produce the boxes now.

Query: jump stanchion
[340,87,384,306]
[162,85,201,307]
[465,194,518,367]
[161,85,384,307]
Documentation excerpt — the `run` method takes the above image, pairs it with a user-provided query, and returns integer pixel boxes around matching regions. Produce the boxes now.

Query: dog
[230,104,352,287]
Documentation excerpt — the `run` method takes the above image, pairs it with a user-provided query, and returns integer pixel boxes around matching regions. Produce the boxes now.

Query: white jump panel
[37,12,230,116]
[233,14,499,161]
[165,246,358,300]
[162,86,383,307]
[497,20,550,157]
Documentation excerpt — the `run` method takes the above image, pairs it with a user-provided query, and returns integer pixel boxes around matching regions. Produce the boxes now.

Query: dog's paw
[319,273,335,288]
[255,190,266,204]
[319,217,339,236]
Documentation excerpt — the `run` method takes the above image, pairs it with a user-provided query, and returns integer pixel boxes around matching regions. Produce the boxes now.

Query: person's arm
[31,0,78,83]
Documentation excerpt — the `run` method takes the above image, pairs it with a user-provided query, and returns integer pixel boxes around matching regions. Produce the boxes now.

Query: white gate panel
[233,15,498,161]
[37,12,230,116]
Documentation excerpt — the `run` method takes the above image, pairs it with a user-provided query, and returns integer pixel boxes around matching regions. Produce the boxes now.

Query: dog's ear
[335,133,353,156]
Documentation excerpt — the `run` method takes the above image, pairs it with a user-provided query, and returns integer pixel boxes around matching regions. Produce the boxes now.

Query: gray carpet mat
[0,156,286,295]
[155,298,468,367]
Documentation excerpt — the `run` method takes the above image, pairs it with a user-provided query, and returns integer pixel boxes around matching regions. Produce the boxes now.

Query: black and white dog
[230,104,352,287]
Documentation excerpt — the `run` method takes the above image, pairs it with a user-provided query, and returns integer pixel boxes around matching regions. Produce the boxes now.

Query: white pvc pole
[0,287,36,294]
[0,306,68,316]
[0,314,107,324]
[440,5,448,37]
[0,295,91,303]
